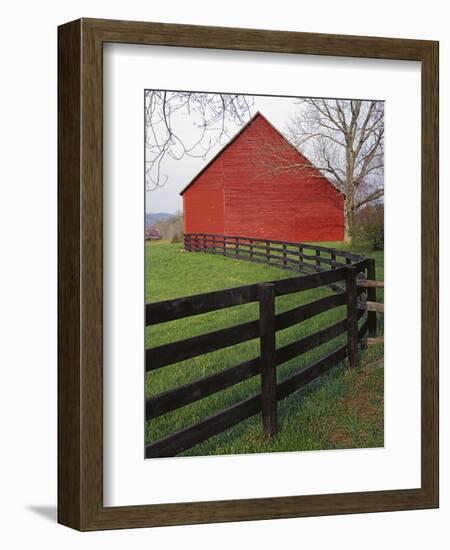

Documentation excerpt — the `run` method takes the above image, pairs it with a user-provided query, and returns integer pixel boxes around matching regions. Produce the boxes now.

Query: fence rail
[358,279,384,346]
[145,263,369,458]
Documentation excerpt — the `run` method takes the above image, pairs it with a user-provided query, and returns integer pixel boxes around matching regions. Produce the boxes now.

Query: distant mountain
[145,212,173,228]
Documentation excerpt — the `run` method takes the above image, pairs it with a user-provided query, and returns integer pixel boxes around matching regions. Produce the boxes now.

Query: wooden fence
[184,232,365,272]
[184,232,377,335]
[145,264,369,458]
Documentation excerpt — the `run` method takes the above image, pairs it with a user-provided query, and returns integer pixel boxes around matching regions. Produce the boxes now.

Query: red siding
[183,156,225,235]
[182,113,344,242]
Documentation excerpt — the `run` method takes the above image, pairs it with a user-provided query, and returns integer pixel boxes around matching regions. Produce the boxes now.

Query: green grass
[311,240,384,303]
[145,240,384,456]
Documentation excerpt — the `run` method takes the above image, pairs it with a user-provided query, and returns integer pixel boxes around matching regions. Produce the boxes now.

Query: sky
[145,94,300,214]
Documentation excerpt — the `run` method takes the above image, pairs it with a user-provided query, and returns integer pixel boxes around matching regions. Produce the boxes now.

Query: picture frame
[58,18,439,530]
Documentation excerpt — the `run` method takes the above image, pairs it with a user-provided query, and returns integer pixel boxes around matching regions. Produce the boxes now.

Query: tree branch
[356,188,384,209]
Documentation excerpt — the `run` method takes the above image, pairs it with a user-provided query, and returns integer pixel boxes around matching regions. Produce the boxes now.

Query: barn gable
[181,112,344,242]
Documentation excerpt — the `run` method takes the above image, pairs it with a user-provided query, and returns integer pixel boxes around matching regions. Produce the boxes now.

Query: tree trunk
[344,196,357,243]
[344,201,352,243]
[344,150,355,243]
[344,215,351,243]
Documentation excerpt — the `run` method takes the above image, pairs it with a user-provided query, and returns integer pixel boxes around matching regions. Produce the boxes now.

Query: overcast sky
[145,94,300,214]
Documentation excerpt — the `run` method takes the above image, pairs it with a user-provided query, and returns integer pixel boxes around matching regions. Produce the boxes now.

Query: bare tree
[285,99,385,242]
[155,211,184,242]
[145,91,254,191]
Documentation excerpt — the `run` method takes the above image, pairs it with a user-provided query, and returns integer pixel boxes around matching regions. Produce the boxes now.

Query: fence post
[258,283,277,437]
[223,235,227,256]
[266,240,270,264]
[346,267,359,369]
[298,245,304,271]
[356,270,368,348]
[331,251,336,270]
[282,243,287,267]
[366,258,377,337]
[250,239,254,260]
[203,234,207,252]
[315,249,321,271]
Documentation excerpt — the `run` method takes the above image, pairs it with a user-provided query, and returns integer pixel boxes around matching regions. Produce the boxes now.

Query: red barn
[180,112,344,242]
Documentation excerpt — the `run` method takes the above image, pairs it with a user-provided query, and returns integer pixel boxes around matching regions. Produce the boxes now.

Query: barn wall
[182,157,225,235]
[182,113,344,242]
[221,115,344,242]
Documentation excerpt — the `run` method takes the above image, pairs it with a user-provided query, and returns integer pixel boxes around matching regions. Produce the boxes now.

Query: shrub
[155,212,183,241]
[353,203,384,250]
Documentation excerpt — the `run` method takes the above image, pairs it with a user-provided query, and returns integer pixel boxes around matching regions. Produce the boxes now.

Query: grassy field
[145,240,384,457]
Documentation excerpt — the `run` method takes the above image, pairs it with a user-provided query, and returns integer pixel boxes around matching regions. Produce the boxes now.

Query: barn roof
[179,111,343,196]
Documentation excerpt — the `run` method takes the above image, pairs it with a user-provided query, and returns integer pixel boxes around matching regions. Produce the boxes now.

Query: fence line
[184,233,365,266]
[145,264,369,458]
[183,232,375,329]
[183,232,367,294]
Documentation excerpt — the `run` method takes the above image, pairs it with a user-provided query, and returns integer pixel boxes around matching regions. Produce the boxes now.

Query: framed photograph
[58,18,439,530]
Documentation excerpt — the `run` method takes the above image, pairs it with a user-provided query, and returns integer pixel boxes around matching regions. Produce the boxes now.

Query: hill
[145,212,173,228]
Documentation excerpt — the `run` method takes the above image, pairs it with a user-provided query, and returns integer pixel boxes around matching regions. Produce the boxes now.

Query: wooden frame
[58,18,439,531]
